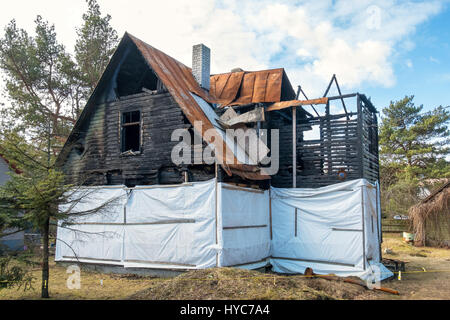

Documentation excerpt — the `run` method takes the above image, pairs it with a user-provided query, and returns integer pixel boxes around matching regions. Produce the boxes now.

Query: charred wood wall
[268,109,307,188]
[62,91,378,189]
[294,94,379,188]
[62,92,216,186]
[296,114,361,187]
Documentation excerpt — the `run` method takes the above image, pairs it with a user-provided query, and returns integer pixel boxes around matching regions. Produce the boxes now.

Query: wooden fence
[382,219,411,234]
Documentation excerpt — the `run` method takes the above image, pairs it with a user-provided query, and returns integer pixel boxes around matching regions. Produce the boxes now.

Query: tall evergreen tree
[379,95,449,174]
[0,0,118,145]
[379,96,450,216]
[0,17,78,146]
[0,130,122,298]
[0,1,119,298]
[75,0,118,103]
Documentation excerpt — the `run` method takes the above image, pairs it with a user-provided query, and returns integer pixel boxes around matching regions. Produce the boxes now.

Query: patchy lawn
[0,257,157,300]
[367,233,450,300]
[1,234,449,300]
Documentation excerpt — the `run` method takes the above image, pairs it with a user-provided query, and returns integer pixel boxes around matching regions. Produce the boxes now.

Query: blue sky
[362,5,450,113]
[0,0,449,116]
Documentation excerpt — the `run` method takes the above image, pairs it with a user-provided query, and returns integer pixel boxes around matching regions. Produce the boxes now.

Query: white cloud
[296,48,312,59]
[0,0,445,98]
[237,0,443,95]
[430,56,440,64]
[406,59,413,68]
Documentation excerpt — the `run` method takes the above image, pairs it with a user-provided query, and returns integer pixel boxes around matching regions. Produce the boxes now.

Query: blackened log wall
[268,109,306,188]
[62,92,210,186]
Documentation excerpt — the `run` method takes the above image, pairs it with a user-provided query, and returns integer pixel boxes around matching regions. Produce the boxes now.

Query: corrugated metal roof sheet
[210,69,285,107]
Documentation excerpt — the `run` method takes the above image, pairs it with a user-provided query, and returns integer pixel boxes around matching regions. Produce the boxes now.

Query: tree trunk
[41,217,50,298]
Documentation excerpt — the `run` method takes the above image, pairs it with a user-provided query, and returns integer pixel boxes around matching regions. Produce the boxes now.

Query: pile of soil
[129,267,369,300]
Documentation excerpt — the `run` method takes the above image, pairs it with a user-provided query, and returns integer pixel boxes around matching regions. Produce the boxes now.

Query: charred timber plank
[266,97,329,112]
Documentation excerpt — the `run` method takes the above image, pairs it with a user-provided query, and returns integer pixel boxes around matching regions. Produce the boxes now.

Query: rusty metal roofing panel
[265,71,283,102]
[210,73,229,98]
[252,71,269,103]
[212,68,285,107]
[232,72,256,105]
[210,72,244,105]
[222,72,245,105]
[129,34,216,104]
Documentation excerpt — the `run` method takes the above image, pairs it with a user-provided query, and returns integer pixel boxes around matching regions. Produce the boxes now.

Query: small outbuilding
[409,181,450,247]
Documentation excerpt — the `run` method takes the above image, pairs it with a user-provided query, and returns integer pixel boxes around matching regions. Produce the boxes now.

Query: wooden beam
[293,106,297,188]
[266,97,328,112]
[223,225,267,230]
[299,86,320,117]
[323,74,336,97]
[222,184,265,194]
[269,189,272,240]
[333,76,350,119]
[295,208,298,236]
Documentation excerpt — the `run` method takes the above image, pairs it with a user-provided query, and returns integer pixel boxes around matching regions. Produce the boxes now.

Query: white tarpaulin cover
[123,180,217,269]
[270,179,392,280]
[218,184,270,269]
[55,179,271,270]
[55,178,390,280]
[55,186,128,265]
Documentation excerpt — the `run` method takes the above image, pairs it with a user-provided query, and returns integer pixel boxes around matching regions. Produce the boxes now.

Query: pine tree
[379,96,450,216]
[0,0,118,145]
[0,1,119,298]
[75,0,118,103]
[0,17,78,146]
[0,130,122,298]
[379,95,449,174]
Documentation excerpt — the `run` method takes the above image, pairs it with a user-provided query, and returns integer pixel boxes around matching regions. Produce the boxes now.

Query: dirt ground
[361,233,450,300]
[129,268,371,300]
[0,233,449,300]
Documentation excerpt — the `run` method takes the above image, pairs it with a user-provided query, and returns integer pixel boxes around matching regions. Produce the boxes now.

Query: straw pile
[409,182,450,247]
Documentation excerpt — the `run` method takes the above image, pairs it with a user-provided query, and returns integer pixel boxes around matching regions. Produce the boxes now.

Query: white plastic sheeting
[55,179,271,270]
[218,184,270,268]
[55,186,128,265]
[270,179,392,280]
[123,180,217,269]
[55,178,390,280]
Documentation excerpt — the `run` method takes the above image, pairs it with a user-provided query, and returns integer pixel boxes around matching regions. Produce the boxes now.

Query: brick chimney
[192,44,210,91]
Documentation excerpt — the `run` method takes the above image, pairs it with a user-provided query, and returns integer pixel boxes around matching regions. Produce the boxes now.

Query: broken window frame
[120,109,142,155]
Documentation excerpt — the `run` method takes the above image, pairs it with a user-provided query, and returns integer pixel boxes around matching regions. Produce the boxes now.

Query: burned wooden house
[55,33,388,279]
[57,33,379,190]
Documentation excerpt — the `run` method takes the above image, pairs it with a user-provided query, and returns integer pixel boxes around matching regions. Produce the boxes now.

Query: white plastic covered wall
[270,178,391,280]
[55,179,271,270]
[55,178,391,279]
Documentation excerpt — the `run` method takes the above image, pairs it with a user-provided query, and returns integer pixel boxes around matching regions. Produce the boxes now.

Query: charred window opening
[121,110,141,153]
[116,47,165,97]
